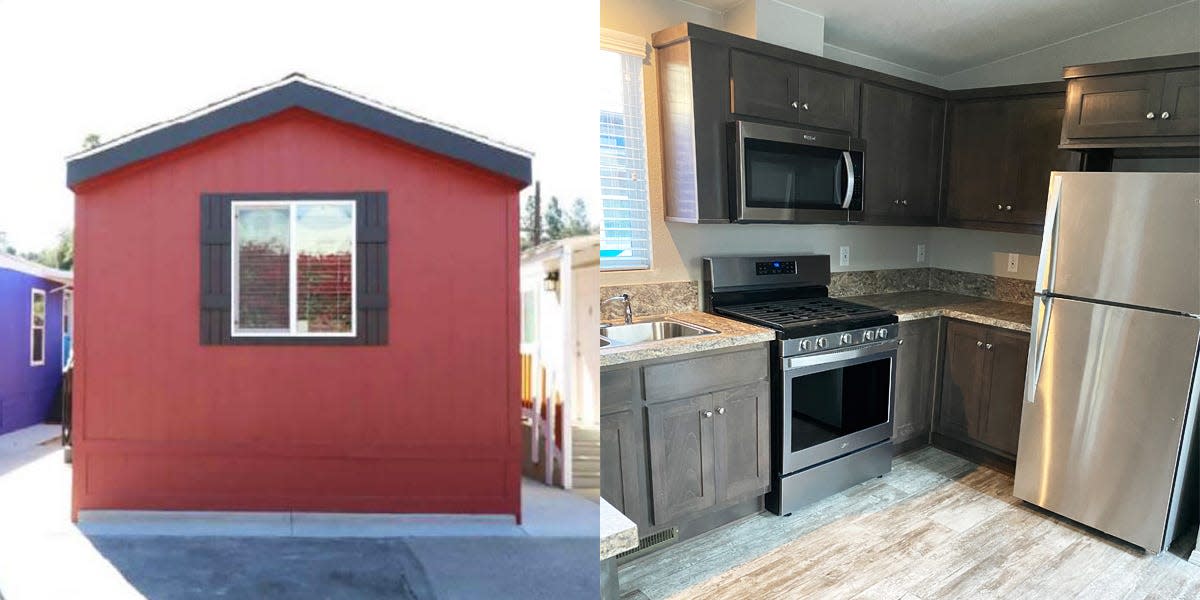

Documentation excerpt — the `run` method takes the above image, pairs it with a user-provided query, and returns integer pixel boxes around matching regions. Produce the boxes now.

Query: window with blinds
[599,44,652,271]
[232,200,356,337]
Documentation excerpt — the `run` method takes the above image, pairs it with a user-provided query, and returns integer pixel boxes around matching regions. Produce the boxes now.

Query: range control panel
[780,323,900,358]
[755,260,797,276]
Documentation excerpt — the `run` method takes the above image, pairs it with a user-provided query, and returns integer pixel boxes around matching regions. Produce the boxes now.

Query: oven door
[778,341,896,475]
[733,121,864,224]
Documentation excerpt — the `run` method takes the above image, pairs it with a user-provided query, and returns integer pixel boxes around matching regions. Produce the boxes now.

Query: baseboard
[892,435,930,457]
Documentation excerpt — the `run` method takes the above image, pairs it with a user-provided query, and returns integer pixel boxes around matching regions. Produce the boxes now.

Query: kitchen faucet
[602,293,634,325]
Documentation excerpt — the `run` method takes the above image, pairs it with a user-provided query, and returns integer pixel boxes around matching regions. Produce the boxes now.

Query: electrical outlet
[1007,253,1019,273]
[916,244,926,264]
[839,246,850,267]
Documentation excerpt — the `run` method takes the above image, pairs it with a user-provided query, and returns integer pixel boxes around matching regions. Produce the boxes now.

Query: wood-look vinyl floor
[619,447,1200,600]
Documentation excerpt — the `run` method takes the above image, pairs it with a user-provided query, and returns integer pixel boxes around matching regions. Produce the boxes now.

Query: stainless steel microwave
[731,121,864,223]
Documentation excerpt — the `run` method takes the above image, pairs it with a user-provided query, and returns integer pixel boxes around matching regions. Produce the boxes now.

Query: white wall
[940,1,1200,89]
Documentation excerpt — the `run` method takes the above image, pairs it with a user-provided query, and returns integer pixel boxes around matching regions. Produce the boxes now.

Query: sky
[0,0,598,253]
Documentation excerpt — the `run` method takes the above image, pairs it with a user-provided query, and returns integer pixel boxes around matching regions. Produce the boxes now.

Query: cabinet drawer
[643,347,769,403]
[601,367,636,415]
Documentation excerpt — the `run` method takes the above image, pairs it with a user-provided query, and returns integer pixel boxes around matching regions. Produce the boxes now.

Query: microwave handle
[840,151,855,209]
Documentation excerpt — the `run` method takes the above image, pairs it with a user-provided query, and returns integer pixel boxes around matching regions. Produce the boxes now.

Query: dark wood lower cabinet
[934,319,1030,462]
[646,394,717,524]
[712,382,771,500]
[600,344,772,552]
[893,319,939,450]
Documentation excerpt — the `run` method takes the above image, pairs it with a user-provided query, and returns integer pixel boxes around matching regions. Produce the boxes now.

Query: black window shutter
[199,194,232,344]
[357,192,389,345]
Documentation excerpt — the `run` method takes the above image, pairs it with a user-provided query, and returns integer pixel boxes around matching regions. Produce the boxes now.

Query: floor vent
[615,527,678,562]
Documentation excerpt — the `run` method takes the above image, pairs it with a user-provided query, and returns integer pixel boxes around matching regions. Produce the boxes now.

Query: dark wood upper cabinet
[935,320,1030,459]
[1062,72,1164,139]
[1060,53,1199,148]
[730,49,801,124]
[944,87,1073,232]
[860,83,945,224]
[729,48,858,133]
[1159,68,1200,136]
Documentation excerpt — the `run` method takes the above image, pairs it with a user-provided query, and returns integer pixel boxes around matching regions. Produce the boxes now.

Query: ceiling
[687,0,1191,75]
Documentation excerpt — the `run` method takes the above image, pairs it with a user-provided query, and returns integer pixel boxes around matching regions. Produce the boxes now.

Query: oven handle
[783,339,898,371]
[840,151,855,209]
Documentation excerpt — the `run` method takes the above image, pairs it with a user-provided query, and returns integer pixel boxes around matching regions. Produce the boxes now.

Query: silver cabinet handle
[792,101,799,109]
[901,199,908,206]
[702,410,714,418]
[1162,111,1170,119]
[1146,112,1156,119]
[977,340,983,347]
[1005,205,1013,211]
[985,343,993,350]
[897,339,904,345]
[893,199,900,205]
[996,204,1003,210]
[717,407,726,415]
[801,102,810,110]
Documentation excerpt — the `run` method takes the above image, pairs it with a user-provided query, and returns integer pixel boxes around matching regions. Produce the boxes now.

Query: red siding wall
[72,109,521,519]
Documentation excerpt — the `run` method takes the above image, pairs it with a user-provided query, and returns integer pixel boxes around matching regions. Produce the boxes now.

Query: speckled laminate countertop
[600,498,638,560]
[600,311,776,367]
[845,291,1033,332]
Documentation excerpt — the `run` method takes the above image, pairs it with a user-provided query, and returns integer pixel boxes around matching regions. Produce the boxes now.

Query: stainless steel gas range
[703,255,899,516]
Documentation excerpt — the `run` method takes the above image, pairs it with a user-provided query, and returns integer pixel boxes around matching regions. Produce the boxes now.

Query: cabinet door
[894,319,939,447]
[795,65,858,132]
[730,49,799,124]
[712,382,770,501]
[945,99,1011,222]
[860,83,906,219]
[937,321,988,441]
[977,329,1030,456]
[1158,69,1200,136]
[900,92,946,221]
[1005,94,1073,226]
[646,394,716,524]
[601,410,647,527]
[1063,73,1163,139]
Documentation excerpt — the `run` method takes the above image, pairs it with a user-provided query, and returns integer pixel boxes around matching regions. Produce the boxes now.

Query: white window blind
[599,33,652,271]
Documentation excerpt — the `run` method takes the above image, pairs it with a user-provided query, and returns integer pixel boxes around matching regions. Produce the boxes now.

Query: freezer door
[1014,295,1200,551]
[1036,172,1200,315]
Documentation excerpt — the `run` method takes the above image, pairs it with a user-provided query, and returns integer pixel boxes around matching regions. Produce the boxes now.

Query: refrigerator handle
[1025,295,1053,404]
[1035,174,1064,293]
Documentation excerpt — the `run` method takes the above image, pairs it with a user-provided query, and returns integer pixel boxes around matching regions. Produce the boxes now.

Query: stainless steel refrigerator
[1014,171,1200,553]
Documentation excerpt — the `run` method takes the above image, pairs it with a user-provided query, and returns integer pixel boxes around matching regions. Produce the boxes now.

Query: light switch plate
[839,246,850,266]
[917,244,926,264]
[1007,253,1019,273]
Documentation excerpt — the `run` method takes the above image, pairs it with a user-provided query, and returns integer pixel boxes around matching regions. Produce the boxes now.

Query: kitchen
[596,1,1200,598]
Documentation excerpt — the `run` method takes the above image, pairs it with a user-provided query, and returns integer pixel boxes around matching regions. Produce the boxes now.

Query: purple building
[0,253,72,435]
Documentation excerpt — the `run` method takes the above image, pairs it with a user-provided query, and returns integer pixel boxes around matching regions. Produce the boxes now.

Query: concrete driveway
[0,425,599,599]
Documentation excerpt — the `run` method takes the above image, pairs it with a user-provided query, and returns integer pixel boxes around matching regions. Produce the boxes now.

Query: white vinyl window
[599,32,652,271]
[30,288,45,366]
[231,200,356,337]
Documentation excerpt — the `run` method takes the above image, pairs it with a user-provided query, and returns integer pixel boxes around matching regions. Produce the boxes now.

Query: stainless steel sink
[600,320,717,346]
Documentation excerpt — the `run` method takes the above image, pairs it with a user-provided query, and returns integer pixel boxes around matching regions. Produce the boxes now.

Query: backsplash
[600,268,1034,319]
[601,280,699,321]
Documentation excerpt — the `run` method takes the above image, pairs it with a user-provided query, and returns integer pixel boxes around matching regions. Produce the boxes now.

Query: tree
[19,229,73,270]
[82,133,102,150]
[0,231,14,255]
[565,198,593,236]
[544,196,565,241]
[520,181,543,250]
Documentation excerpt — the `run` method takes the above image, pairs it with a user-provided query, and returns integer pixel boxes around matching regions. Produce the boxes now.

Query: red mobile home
[65,75,531,520]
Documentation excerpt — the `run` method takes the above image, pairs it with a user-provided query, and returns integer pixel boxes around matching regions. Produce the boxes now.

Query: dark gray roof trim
[67,79,532,187]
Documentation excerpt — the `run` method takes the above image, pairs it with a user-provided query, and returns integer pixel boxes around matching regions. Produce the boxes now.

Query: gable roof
[0,253,73,285]
[66,74,533,189]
